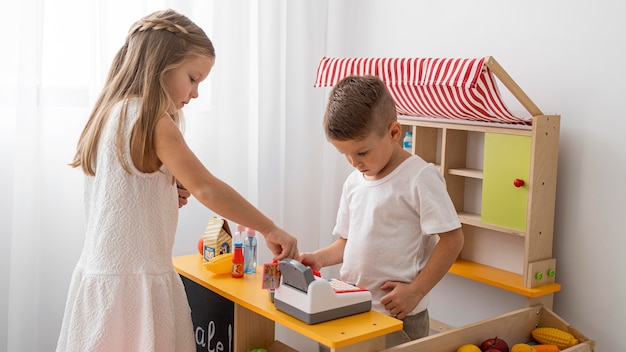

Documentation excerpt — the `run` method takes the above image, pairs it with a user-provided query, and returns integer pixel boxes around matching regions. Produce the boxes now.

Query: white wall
[175,1,624,350]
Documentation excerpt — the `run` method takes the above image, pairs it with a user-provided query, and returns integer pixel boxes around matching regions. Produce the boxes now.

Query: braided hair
[72,9,215,175]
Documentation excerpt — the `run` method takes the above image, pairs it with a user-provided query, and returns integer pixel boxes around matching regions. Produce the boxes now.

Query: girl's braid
[129,17,189,37]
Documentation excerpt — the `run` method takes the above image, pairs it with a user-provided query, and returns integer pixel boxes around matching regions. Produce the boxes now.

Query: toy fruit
[457,344,482,352]
[204,253,234,274]
[531,327,578,349]
[510,344,537,352]
[197,237,204,255]
[480,337,509,352]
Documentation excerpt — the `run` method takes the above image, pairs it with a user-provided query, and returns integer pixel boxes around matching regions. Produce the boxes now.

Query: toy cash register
[273,259,372,324]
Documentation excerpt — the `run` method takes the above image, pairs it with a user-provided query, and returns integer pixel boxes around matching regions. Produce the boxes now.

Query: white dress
[56,99,195,352]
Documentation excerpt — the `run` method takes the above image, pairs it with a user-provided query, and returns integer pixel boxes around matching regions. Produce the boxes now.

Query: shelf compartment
[448,259,561,298]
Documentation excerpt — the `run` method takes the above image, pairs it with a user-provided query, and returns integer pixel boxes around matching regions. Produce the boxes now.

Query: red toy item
[197,237,204,255]
[231,243,244,278]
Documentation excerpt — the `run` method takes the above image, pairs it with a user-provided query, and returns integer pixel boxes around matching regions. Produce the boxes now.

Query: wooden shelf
[457,212,526,237]
[398,116,533,136]
[449,259,561,298]
[448,167,483,179]
[401,114,560,307]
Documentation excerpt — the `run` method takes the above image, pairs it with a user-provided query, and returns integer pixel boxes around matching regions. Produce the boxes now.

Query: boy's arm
[412,227,464,297]
[299,237,347,271]
[380,227,464,319]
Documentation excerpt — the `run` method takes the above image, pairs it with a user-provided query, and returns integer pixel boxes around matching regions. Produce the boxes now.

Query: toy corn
[531,327,579,349]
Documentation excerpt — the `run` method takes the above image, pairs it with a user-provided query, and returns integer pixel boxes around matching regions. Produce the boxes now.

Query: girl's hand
[176,181,191,208]
[262,226,299,261]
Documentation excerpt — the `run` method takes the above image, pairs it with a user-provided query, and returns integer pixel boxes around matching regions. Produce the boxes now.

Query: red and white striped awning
[314,57,532,125]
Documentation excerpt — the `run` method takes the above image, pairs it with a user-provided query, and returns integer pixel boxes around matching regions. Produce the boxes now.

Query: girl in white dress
[56,9,299,352]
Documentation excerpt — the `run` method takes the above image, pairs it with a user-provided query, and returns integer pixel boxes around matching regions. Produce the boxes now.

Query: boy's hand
[299,252,322,271]
[379,281,424,320]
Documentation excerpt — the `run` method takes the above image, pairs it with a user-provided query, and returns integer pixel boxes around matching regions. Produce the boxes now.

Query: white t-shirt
[334,155,461,316]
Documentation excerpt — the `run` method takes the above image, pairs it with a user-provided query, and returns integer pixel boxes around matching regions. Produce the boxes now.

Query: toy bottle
[233,224,245,244]
[231,242,244,278]
[244,228,258,274]
[403,131,413,153]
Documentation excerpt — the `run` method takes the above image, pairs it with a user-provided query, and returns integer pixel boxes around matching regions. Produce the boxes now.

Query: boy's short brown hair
[323,75,397,141]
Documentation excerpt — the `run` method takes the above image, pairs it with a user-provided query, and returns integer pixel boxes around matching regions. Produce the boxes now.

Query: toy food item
[531,327,579,349]
[203,253,234,274]
[510,344,536,352]
[197,237,204,255]
[457,344,482,352]
[480,337,509,352]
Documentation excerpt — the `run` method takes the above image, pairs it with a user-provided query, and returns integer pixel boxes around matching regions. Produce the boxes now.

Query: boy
[299,75,464,347]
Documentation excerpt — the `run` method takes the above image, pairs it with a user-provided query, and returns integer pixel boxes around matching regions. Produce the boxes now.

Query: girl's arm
[154,115,298,260]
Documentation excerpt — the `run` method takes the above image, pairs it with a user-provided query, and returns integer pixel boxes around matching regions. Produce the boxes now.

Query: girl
[56,9,298,352]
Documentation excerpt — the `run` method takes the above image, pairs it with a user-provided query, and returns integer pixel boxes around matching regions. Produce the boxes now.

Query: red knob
[513,179,525,187]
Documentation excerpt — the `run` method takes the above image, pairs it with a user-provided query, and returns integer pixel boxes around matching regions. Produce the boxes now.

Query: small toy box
[201,217,232,262]
[382,306,594,352]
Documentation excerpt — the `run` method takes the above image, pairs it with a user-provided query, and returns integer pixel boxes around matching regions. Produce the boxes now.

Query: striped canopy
[314,57,532,125]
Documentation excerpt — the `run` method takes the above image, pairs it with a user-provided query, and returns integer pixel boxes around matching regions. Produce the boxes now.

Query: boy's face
[330,122,405,180]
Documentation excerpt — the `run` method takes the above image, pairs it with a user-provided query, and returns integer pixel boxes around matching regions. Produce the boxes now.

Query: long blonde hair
[71,9,215,175]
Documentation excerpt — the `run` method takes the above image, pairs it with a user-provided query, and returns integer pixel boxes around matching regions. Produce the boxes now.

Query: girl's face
[330,122,405,181]
[162,55,214,113]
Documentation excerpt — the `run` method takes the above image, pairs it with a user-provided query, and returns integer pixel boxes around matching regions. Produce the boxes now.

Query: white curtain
[0,1,349,350]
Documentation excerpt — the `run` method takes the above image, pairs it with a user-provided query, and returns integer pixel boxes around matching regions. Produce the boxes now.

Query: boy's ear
[388,121,402,141]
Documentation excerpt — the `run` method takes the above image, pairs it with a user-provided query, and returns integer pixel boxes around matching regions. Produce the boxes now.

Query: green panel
[482,133,531,231]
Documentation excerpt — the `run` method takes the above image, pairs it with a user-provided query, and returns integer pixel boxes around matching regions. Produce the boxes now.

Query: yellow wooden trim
[448,259,561,297]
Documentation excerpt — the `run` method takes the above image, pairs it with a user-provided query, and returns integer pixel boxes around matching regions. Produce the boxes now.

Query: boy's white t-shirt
[334,155,461,316]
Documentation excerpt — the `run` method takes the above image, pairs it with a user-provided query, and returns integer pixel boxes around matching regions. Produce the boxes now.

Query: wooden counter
[174,254,403,352]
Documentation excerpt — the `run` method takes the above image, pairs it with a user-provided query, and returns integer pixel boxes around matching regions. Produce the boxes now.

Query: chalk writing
[195,320,232,352]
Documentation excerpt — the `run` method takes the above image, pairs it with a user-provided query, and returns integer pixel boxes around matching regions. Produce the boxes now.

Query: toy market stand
[173,253,402,352]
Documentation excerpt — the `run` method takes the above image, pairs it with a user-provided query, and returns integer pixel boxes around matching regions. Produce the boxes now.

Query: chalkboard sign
[181,276,234,352]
